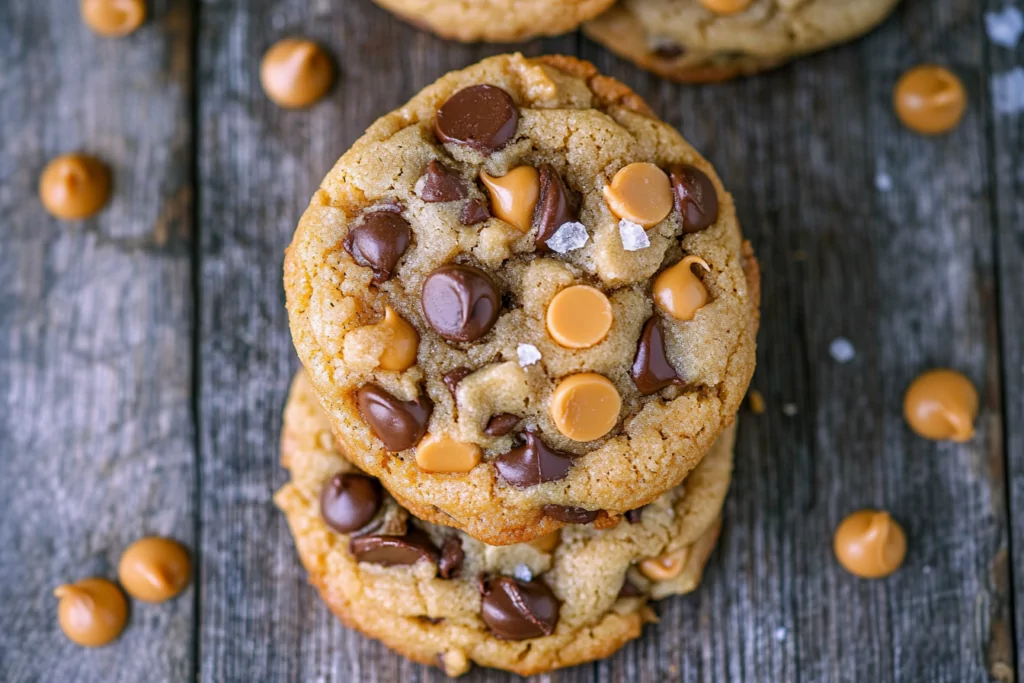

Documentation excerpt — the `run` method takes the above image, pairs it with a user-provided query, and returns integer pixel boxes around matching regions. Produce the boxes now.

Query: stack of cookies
[277,53,759,676]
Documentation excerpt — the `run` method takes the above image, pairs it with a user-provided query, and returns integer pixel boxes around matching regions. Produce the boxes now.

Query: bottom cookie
[275,371,734,677]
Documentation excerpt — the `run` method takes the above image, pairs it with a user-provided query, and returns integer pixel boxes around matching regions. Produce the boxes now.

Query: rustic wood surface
[1,0,1022,681]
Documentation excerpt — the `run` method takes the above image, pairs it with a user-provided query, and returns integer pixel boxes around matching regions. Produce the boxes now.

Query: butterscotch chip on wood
[833,510,906,579]
[903,369,977,442]
[260,38,333,109]
[54,578,127,647]
[39,154,111,220]
[894,65,966,135]
[284,54,758,545]
[118,536,191,602]
[274,370,737,676]
[81,0,146,37]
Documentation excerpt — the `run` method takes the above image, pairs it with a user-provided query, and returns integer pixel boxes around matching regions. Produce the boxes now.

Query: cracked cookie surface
[372,0,617,42]
[275,371,733,677]
[584,0,902,82]
[284,53,758,545]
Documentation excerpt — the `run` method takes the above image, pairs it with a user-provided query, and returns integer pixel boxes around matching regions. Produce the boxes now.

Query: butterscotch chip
[602,163,673,228]
[698,0,752,14]
[529,531,561,553]
[894,65,966,135]
[39,154,111,220]
[415,433,482,473]
[550,373,621,442]
[747,389,766,415]
[833,510,906,579]
[118,536,192,602]
[81,0,146,38]
[545,285,613,349]
[653,255,710,321]
[638,547,688,581]
[260,38,334,109]
[480,167,540,233]
[368,305,419,371]
[903,369,977,442]
[54,578,128,647]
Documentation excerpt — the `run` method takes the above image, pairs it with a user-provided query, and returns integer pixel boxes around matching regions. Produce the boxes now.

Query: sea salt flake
[517,344,541,367]
[774,627,788,642]
[782,403,799,417]
[619,219,650,251]
[829,337,856,364]
[513,563,534,582]
[546,221,589,253]
[992,68,1024,115]
[986,7,1024,48]
[875,172,893,192]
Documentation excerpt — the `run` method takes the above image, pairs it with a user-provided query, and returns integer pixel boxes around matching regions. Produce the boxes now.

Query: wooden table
[2,1,1022,681]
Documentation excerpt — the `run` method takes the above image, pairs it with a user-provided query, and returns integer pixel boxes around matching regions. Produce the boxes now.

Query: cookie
[284,53,758,545]
[275,371,734,677]
[583,0,902,82]
[373,0,617,43]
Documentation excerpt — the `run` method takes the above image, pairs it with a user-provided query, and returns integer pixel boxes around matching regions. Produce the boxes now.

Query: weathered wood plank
[984,0,1024,677]
[0,1,195,682]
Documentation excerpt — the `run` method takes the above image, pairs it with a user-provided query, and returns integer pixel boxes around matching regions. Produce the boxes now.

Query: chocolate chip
[625,507,645,524]
[668,164,719,234]
[434,84,519,154]
[618,578,645,598]
[442,367,473,398]
[484,413,520,437]
[480,576,560,640]
[542,505,600,525]
[438,536,464,579]
[631,316,686,395]
[495,431,574,488]
[343,211,412,284]
[319,472,383,533]
[349,528,439,566]
[534,164,577,251]
[355,384,433,451]
[421,264,501,342]
[652,43,685,60]
[419,160,467,203]
[460,198,491,225]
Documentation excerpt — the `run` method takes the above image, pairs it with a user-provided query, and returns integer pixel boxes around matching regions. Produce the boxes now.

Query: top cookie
[373,0,617,43]
[284,53,758,545]
[583,0,902,82]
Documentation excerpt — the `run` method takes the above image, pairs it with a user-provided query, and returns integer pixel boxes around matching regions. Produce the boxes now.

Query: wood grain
[984,0,1024,678]
[0,1,195,682]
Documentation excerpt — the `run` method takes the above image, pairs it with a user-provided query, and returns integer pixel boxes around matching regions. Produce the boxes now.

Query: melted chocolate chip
[480,577,560,640]
[319,472,383,533]
[419,160,467,203]
[349,528,439,566]
[484,413,520,437]
[460,198,491,225]
[421,264,501,342]
[356,384,433,451]
[534,164,577,251]
[631,316,686,395]
[442,367,473,398]
[343,211,412,284]
[495,432,574,488]
[652,43,685,60]
[438,536,464,579]
[542,505,600,525]
[434,85,520,153]
[668,164,719,234]
[618,578,645,598]
[625,507,645,524]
